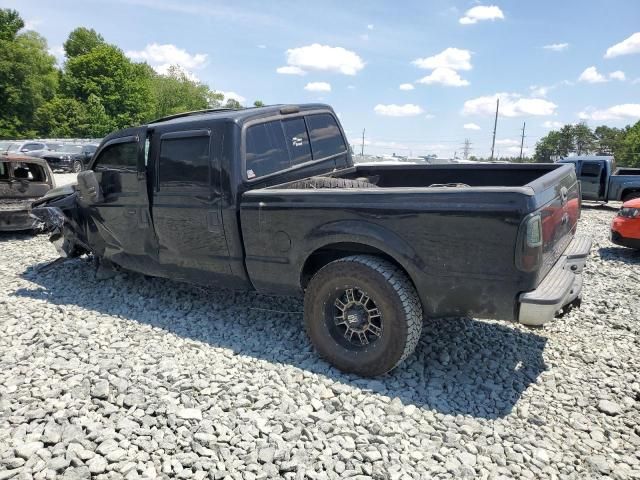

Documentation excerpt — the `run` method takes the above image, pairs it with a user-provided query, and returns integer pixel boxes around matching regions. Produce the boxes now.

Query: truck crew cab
[34,104,591,376]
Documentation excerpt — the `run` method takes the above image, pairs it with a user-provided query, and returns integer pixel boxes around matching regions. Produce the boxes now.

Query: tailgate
[535,171,580,283]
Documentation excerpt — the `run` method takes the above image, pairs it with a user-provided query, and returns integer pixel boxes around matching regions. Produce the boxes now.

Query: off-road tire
[304,255,422,376]
[622,191,640,202]
[286,176,377,189]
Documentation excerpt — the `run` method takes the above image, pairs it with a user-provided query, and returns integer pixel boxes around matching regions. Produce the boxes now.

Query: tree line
[0,9,262,139]
[534,121,640,166]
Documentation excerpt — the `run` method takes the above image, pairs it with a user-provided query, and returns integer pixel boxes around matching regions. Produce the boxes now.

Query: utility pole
[519,121,526,160]
[490,98,499,161]
[361,128,365,157]
[462,138,472,160]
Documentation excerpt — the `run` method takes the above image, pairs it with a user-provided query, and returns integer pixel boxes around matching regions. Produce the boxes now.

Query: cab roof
[147,103,333,128]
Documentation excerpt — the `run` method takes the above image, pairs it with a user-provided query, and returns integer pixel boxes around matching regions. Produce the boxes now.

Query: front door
[579,161,604,201]
[85,127,156,270]
[150,128,231,286]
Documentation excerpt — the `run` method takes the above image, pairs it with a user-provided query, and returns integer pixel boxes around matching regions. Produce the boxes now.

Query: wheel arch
[298,220,429,310]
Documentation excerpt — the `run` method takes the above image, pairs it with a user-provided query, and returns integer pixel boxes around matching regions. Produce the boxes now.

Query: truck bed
[240,163,579,321]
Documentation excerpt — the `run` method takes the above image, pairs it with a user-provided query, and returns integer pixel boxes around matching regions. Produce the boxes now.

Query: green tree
[224,98,242,109]
[63,27,105,58]
[149,65,213,119]
[594,125,625,156]
[0,10,58,137]
[253,100,265,107]
[534,130,563,162]
[618,121,640,167]
[0,8,23,41]
[572,122,597,155]
[60,43,153,130]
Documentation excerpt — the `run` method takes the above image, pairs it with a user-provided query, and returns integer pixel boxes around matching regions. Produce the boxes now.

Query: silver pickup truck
[558,156,640,202]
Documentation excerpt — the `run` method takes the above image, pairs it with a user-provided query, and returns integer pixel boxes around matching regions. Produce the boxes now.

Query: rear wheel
[304,255,422,376]
[622,191,640,202]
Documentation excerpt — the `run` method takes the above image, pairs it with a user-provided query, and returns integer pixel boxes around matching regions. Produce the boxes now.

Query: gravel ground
[1,204,639,480]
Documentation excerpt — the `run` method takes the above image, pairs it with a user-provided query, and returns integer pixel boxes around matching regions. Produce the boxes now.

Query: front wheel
[72,160,83,173]
[304,255,423,376]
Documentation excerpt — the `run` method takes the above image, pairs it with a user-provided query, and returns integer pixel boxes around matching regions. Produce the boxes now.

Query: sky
[6,0,640,158]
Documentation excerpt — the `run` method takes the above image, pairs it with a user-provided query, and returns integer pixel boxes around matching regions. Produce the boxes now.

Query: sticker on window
[292,136,303,147]
[247,169,256,179]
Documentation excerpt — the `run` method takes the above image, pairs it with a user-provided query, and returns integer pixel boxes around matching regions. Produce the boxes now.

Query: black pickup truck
[33,104,591,376]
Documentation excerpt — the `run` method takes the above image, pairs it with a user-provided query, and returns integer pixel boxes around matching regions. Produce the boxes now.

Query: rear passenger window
[159,135,210,188]
[0,162,8,180]
[246,121,289,178]
[306,114,346,159]
[282,118,311,166]
[581,162,602,178]
[94,142,138,170]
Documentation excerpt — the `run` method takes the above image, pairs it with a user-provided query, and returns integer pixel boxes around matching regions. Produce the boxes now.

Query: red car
[611,197,640,249]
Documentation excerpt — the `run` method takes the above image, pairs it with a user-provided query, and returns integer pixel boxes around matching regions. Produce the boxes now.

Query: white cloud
[542,120,563,129]
[257,44,267,49]
[530,85,550,97]
[463,93,557,117]
[276,65,306,75]
[22,19,42,31]
[367,24,374,30]
[464,123,481,130]
[578,104,640,121]
[543,43,569,52]
[495,138,519,146]
[217,91,246,104]
[578,66,607,83]
[424,114,435,119]
[417,67,469,87]
[609,70,626,81]
[360,34,369,41]
[459,5,504,25]
[126,43,207,77]
[412,47,472,71]
[399,83,415,91]
[605,32,640,58]
[374,104,424,117]
[347,85,356,90]
[284,44,364,75]
[304,81,331,92]
[48,45,65,63]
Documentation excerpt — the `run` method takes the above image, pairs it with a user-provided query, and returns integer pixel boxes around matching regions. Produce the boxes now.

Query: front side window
[306,113,347,159]
[94,141,138,171]
[158,135,210,188]
[23,143,43,151]
[12,162,46,182]
[246,120,289,178]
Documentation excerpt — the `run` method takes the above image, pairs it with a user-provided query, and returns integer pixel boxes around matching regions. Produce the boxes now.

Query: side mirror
[77,170,103,206]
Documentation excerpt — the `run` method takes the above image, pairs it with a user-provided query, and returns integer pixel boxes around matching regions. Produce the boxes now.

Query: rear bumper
[518,235,592,326]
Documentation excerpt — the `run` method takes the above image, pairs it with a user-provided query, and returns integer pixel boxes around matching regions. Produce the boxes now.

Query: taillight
[517,213,543,272]
[526,215,543,247]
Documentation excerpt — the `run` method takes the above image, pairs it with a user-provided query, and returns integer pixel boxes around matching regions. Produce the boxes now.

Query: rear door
[86,127,155,265]
[150,127,231,286]
[578,160,604,200]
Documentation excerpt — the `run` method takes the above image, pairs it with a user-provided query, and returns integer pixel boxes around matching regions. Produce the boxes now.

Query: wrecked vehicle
[33,104,591,376]
[0,155,55,231]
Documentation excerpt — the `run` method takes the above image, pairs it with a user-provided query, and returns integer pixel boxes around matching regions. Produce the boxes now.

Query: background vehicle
[558,156,640,202]
[43,143,98,172]
[0,155,55,231]
[611,197,640,249]
[33,104,590,376]
[6,141,49,158]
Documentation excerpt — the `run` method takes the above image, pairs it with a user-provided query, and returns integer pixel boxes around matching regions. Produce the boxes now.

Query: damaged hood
[32,183,76,207]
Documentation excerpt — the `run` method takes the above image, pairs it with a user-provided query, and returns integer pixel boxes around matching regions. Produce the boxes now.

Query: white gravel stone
[0,203,639,479]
